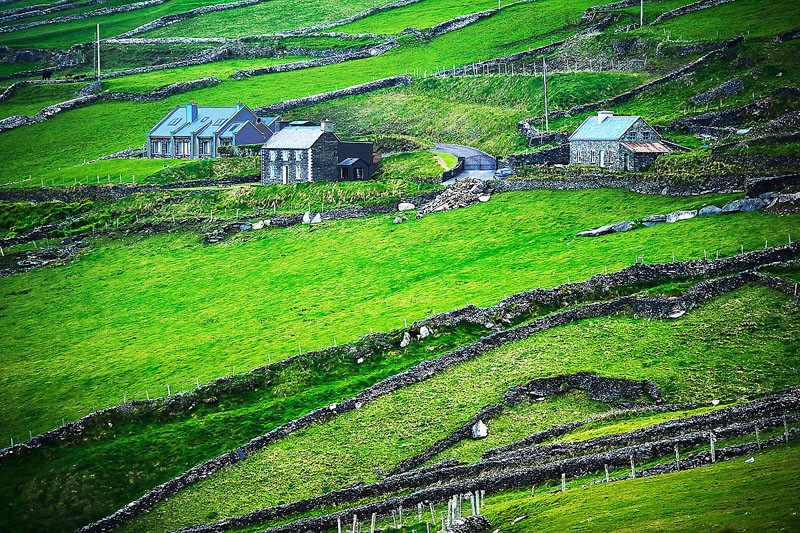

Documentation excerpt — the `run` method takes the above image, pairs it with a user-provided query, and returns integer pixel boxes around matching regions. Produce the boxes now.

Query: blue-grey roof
[569,115,640,141]
[264,126,330,150]
[149,106,250,138]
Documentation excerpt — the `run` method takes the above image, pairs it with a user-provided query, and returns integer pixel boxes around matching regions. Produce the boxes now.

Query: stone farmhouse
[568,111,670,171]
[146,101,279,158]
[260,120,378,185]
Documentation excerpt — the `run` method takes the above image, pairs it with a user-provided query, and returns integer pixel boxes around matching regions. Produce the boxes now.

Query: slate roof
[569,115,641,141]
[149,106,276,138]
[263,126,331,149]
[622,141,670,153]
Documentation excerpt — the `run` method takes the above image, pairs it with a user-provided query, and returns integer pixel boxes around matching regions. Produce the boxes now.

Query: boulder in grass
[472,420,488,439]
[666,210,697,223]
[642,214,666,227]
[612,220,635,233]
[576,224,615,237]
[722,198,766,213]
[397,202,415,212]
[400,331,411,348]
[699,205,723,216]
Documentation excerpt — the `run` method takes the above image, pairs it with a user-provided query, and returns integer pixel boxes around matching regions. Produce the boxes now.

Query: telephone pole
[542,57,550,132]
[96,24,101,81]
[640,0,644,27]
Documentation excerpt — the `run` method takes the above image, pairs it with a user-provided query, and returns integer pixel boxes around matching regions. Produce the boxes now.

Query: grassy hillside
[289,72,652,154]
[5,189,798,442]
[0,0,595,182]
[484,441,800,532]
[332,0,499,35]
[121,285,800,530]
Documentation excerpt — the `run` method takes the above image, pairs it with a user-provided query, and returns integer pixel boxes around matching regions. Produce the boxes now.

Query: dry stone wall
[0,76,220,132]
[255,75,412,115]
[72,257,800,532]
[0,0,166,35]
[651,0,736,25]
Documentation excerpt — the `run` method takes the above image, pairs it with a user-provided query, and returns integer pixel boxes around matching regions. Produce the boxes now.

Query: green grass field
[1,188,796,442]
[141,0,398,39]
[333,0,499,35]
[484,441,800,532]
[120,284,800,530]
[0,0,594,183]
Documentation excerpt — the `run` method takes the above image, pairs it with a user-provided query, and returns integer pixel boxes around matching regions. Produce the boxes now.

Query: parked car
[494,167,513,178]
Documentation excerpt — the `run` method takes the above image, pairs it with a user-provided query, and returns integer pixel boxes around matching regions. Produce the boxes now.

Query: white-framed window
[295,164,302,179]
[269,150,276,161]
[590,150,596,163]
[282,166,289,184]
[200,140,211,155]
[269,165,276,181]
[641,130,650,141]
[295,150,303,161]
[282,150,289,161]
[151,140,161,154]
[355,167,364,180]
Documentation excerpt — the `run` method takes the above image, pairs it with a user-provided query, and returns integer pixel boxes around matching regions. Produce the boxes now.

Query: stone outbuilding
[260,120,378,185]
[568,111,671,171]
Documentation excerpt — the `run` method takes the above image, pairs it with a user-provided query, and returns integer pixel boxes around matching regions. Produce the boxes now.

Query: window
[608,150,615,164]
[282,150,289,161]
[269,150,276,161]
[162,141,169,154]
[641,131,650,141]
[201,117,209,123]
[295,150,302,161]
[355,167,364,180]
[282,166,289,185]
[269,165,276,181]
[214,119,226,126]
[590,151,596,163]
[151,140,161,154]
[200,140,211,155]
[167,118,181,126]
[296,164,302,179]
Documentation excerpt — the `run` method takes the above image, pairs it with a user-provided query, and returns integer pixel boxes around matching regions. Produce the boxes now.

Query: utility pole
[640,0,643,27]
[96,24,100,81]
[542,57,550,132]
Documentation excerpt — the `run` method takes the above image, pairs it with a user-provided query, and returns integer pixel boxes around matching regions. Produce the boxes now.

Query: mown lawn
[484,440,800,532]
[121,285,800,531]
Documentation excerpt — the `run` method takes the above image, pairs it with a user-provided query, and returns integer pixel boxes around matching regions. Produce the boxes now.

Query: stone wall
[232,42,397,79]
[68,251,800,532]
[651,0,736,25]
[0,0,166,35]
[0,0,105,25]
[172,389,800,533]
[0,76,220,133]
[255,75,413,115]
[507,145,569,167]
[517,40,741,143]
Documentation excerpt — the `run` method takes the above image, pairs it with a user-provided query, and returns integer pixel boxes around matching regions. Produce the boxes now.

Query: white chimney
[321,119,334,133]
[597,110,613,123]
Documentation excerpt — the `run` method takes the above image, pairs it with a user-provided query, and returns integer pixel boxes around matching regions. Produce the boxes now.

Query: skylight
[167,118,182,126]
[213,119,226,126]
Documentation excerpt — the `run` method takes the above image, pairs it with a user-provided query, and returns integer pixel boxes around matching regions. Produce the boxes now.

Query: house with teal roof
[568,111,670,171]
[146,101,280,159]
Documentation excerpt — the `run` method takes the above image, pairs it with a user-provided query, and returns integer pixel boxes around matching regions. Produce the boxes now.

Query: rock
[478,194,491,202]
[576,224,615,237]
[666,210,697,223]
[397,202,415,212]
[641,214,666,227]
[759,192,777,201]
[238,223,253,231]
[699,205,723,216]
[251,220,265,230]
[471,420,488,439]
[356,357,364,364]
[77,81,102,97]
[668,310,686,319]
[393,216,405,224]
[447,516,492,533]
[302,212,322,224]
[419,325,432,339]
[400,332,411,348]
[721,198,766,213]
[612,220,635,233]
[661,187,669,195]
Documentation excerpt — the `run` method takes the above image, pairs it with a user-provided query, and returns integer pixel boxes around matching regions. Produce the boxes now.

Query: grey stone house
[568,111,670,171]
[260,120,378,185]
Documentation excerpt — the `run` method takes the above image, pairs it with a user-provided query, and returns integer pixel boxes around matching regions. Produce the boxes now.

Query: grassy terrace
[4,188,794,441]
[0,0,237,50]
[0,0,595,182]
[120,284,800,531]
[141,0,398,39]
[290,71,652,155]
[332,0,499,35]
[484,441,800,532]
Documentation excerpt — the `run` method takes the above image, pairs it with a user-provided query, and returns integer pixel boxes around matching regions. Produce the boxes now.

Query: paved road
[433,143,497,184]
